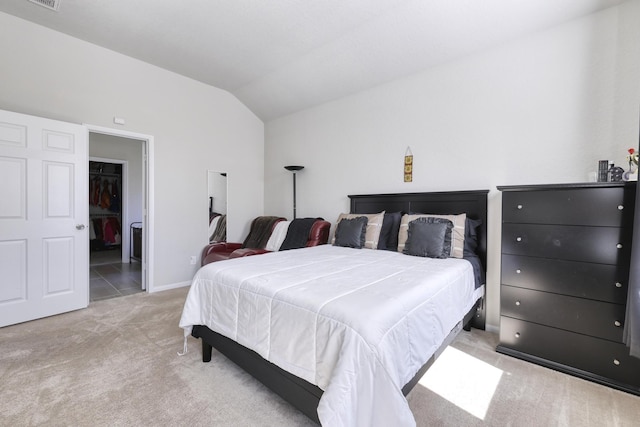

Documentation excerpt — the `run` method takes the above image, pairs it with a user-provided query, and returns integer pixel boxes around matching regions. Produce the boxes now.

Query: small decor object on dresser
[598,160,610,182]
[610,165,624,182]
[625,148,639,181]
[497,182,640,396]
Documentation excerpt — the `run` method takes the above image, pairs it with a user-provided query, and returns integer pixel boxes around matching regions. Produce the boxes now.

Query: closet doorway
[89,132,144,301]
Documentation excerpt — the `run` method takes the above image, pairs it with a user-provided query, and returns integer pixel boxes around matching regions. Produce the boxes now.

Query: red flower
[629,148,635,155]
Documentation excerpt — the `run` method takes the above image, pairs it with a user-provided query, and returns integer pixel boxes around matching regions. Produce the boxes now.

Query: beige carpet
[1,287,638,426]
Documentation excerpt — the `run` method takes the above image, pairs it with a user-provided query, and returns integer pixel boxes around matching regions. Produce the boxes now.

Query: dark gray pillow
[334,216,368,248]
[464,217,482,256]
[403,217,453,258]
[377,211,402,251]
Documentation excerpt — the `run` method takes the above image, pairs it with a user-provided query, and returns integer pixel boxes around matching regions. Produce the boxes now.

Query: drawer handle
[614,320,621,327]
[615,282,622,288]
[613,359,620,366]
[515,301,521,306]
[516,269,522,274]
[618,205,624,210]
[515,332,521,338]
[517,204,523,210]
[516,237,522,242]
[616,243,623,249]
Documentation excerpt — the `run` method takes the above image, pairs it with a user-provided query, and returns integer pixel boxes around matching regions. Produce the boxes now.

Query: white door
[0,109,88,327]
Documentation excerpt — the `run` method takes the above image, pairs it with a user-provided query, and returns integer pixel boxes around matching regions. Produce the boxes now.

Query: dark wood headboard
[349,190,489,271]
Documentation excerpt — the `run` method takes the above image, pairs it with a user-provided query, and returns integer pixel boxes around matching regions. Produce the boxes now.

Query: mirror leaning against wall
[208,170,227,242]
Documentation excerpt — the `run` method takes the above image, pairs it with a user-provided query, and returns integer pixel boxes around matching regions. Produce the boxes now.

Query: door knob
[76,224,86,230]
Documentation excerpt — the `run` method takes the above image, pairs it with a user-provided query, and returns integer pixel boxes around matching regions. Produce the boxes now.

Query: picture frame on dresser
[496,182,640,396]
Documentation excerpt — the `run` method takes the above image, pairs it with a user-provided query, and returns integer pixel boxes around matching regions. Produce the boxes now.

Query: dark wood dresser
[496,182,640,395]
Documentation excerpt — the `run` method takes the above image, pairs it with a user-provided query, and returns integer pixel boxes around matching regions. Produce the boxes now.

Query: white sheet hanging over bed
[179,244,481,426]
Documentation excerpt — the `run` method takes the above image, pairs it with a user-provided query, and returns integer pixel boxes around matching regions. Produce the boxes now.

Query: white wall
[265,1,640,330]
[0,12,265,290]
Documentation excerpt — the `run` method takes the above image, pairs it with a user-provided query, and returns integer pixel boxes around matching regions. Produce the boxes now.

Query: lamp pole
[284,166,304,219]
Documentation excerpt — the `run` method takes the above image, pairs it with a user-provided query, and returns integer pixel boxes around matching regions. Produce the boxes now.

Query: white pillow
[265,221,291,251]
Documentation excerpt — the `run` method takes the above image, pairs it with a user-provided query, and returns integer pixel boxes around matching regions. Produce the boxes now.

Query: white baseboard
[150,280,191,293]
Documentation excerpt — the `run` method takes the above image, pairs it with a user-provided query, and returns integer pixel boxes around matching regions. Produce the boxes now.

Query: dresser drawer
[501,285,625,342]
[502,187,634,226]
[501,254,628,304]
[499,317,640,389]
[502,223,630,264]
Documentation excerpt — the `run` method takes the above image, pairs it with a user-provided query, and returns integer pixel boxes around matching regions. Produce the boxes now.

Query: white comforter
[179,245,481,426]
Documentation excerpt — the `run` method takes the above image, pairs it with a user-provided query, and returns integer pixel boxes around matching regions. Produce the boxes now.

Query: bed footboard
[191,326,213,362]
[191,324,323,423]
[189,299,478,424]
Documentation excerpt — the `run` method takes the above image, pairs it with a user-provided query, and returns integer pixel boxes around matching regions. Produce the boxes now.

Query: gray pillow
[334,216,368,248]
[378,211,402,251]
[403,217,453,258]
[464,217,482,256]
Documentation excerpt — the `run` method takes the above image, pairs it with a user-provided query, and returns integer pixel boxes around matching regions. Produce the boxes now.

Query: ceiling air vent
[28,0,62,11]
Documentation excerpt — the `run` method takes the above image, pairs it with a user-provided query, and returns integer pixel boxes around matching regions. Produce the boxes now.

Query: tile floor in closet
[90,248,143,302]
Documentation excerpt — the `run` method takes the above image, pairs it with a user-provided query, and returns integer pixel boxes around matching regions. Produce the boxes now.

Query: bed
[180,190,488,426]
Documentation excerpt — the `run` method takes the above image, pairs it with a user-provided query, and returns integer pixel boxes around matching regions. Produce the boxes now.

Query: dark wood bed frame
[191,189,489,424]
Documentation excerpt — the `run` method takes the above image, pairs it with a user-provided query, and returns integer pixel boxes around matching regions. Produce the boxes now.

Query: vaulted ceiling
[0,0,627,121]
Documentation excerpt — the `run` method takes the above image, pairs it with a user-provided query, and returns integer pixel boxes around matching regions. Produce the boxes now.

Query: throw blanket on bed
[180,245,481,426]
[279,217,318,251]
[241,216,282,248]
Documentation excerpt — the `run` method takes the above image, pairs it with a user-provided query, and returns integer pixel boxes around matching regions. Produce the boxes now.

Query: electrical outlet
[190,255,197,265]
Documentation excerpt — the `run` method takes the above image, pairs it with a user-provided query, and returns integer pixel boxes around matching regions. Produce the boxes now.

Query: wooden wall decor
[404,147,413,182]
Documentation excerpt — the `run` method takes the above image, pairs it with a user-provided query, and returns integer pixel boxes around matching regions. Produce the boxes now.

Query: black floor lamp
[284,165,304,219]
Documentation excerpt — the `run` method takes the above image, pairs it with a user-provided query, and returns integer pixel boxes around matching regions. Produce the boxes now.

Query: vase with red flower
[625,148,638,181]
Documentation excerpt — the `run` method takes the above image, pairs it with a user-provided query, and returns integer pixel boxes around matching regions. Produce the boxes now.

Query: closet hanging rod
[89,172,120,178]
